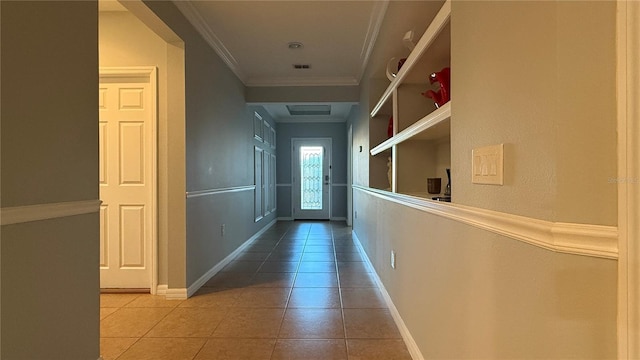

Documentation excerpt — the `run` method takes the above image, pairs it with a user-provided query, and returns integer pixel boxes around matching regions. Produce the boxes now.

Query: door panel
[292,138,331,220]
[264,153,270,215]
[119,122,145,184]
[100,75,153,289]
[254,146,264,222]
[120,205,145,268]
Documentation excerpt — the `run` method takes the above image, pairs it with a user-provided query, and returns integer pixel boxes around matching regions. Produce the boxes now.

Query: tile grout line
[270,223,305,360]
[333,227,351,359]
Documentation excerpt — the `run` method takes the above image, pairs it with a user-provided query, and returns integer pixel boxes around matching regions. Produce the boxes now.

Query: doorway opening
[99,67,157,291]
[292,138,332,220]
[98,0,186,295]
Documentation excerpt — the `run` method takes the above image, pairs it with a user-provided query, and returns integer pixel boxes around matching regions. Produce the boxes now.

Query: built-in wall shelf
[370,0,451,118]
[370,102,451,156]
[368,0,451,197]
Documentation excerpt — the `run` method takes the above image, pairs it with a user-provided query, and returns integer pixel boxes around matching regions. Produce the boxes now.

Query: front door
[292,138,331,220]
[99,69,155,289]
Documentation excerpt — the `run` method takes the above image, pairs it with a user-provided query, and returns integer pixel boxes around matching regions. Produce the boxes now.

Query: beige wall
[1,1,100,358]
[452,1,617,225]
[352,1,618,358]
[99,9,188,289]
[354,189,617,359]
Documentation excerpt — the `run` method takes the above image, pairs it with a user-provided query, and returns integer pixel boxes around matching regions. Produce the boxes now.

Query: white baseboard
[185,219,277,298]
[165,288,188,300]
[155,284,168,296]
[352,230,424,360]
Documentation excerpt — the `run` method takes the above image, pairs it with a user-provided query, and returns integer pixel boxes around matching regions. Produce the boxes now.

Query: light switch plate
[472,144,504,185]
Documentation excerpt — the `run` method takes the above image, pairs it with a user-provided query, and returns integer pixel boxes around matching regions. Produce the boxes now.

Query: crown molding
[173,0,384,87]
[173,1,247,83]
[357,0,389,83]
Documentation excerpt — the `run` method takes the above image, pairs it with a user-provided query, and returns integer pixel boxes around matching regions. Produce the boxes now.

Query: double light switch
[472,144,504,185]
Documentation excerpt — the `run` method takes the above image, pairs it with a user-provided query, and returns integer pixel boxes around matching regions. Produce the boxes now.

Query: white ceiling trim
[245,76,359,87]
[173,1,247,83]
[357,0,390,83]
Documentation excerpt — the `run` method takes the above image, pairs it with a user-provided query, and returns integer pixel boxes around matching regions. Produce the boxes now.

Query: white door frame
[617,1,639,357]
[291,137,332,220]
[99,66,158,294]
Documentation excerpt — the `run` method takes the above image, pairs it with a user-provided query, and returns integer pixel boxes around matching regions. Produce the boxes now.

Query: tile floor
[100,221,412,360]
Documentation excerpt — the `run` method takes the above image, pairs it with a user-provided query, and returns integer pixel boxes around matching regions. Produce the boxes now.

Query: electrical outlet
[354,211,358,219]
[391,250,396,269]
[221,224,225,237]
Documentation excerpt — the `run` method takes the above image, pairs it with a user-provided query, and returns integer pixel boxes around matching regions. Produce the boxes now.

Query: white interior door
[99,69,155,289]
[292,138,331,220]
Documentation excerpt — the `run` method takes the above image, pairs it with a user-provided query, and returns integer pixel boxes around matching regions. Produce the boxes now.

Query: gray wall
[144,2,276,288]
[276,121,348,219]
[1,1,100,358]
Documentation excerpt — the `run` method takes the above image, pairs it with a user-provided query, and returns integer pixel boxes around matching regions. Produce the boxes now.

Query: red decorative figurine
[422,67,450,108]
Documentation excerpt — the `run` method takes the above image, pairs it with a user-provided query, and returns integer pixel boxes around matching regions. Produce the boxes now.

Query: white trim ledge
[1,200,102,226]
[186,185,255,199]
[352,231,424,360]
[353,185,618,259]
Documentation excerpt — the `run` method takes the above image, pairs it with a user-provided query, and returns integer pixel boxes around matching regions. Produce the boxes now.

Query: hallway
[99,221,412,360]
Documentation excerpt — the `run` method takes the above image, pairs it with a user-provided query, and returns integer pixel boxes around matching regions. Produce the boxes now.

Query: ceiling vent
[287,105,331,116]
[293,64,311,69]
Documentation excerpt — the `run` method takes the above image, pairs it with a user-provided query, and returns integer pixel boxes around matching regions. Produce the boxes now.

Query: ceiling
[173,1,388,88]
[100,0,446,122]
[261,103,354,123]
